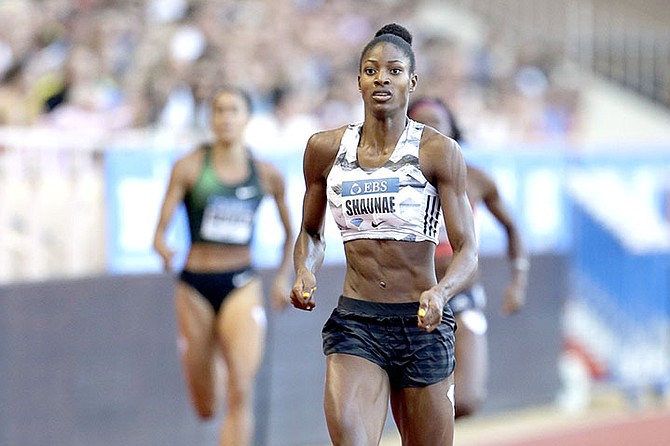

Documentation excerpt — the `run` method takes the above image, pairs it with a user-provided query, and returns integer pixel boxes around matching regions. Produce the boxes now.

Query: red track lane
[476,410,670,446]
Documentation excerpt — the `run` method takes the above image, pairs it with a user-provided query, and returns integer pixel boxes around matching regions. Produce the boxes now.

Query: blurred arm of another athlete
[258,160,295,310]
[153,154,197,272]
[468,165,528,315]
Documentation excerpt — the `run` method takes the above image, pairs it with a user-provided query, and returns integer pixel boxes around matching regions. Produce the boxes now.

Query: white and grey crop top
[326,119,442,244]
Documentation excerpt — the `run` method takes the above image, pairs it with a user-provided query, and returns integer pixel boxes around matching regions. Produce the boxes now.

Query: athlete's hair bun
[374,23,412,46]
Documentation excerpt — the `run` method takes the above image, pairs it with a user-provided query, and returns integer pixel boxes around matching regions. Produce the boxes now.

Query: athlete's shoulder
[419,128,466,186]
[420,126,462,159]
[301,125,350,180]
[172,144,207,182]
[306,125,349,153]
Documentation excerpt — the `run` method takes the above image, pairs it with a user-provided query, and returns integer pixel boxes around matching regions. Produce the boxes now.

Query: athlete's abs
[342,239,437,302]
[184,243,252,272]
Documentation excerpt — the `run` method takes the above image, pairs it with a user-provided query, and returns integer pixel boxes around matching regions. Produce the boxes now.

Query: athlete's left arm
[470,166,528,314]
[418,131,478,331]
[259,161,295,310]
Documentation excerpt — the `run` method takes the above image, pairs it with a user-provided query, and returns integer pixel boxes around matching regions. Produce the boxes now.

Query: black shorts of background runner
[448,283,488,314]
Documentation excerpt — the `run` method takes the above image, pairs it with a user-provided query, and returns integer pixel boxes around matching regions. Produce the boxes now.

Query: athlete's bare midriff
[184,243,252,272]
[342,239,437,302]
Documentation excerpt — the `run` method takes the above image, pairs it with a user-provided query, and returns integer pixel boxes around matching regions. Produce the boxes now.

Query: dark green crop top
[184,145,265,246]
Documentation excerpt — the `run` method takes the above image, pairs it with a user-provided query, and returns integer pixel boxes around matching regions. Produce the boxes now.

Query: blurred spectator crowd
[0,0,582,149]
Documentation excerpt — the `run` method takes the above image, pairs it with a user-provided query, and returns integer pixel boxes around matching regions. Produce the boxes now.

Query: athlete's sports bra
[184,145,264,246]
[326,119,441,244]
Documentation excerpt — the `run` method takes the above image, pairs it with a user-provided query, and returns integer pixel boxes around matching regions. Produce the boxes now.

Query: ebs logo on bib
[342,178,398,196]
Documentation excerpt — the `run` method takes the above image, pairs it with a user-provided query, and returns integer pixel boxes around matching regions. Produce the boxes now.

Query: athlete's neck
[360,114,408,156]
[212,140,247,161]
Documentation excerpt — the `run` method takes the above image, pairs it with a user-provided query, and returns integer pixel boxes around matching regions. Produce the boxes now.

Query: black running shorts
[322,295,456,389]
[448,283,487,314]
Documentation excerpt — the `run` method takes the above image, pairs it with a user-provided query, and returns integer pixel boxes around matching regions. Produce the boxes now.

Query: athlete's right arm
[153,154,195,271]
[290,129,342,311]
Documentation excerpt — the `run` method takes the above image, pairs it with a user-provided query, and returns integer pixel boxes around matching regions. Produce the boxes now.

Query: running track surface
[473,409,670,446]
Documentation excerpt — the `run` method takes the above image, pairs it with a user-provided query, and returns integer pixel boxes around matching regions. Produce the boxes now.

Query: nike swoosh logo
[371,220,382,228]
[236,186,258,200]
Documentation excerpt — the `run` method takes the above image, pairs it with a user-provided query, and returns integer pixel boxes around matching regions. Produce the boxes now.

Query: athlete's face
[358,42,417,114]
[409,102,454,138]
[211,91,250,144]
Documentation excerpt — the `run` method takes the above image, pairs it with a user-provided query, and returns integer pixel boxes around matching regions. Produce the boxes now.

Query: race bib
[341,177,399,229]
[200,197,255,244]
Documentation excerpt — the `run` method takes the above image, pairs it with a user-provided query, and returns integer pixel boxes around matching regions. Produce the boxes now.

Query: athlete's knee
[325,416,366,446]
[189,378,219,420]
[192,398,217,420]
[226,374,255,409]
[325,399,381,445]
[325,397,354,441]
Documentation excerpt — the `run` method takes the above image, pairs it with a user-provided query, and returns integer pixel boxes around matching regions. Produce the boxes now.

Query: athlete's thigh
[174,281,219,409]
[175,281,217,358]
[454,310,488,407]
[390,375,455,446]
[325,353,390,444]
[216,278,266,377]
